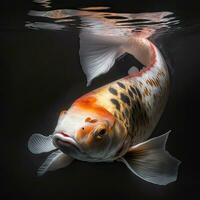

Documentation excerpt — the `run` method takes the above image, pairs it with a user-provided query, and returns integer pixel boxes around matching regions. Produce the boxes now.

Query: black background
[1,0,200,199]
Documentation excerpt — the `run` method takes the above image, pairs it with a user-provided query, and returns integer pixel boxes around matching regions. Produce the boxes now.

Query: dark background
[1,0,200,199]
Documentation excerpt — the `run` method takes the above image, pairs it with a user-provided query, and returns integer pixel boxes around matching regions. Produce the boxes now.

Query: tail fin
[79,23,155,86]
[79,29,126,86]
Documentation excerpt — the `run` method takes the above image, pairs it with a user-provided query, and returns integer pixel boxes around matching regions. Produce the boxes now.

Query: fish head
[52,97,127,161]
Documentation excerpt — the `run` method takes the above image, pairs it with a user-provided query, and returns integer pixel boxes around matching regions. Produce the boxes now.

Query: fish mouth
[53,132,82,152]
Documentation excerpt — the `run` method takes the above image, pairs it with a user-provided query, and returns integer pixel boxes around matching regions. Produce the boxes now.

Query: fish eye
[99,129,106,136]
[95,128,107,139]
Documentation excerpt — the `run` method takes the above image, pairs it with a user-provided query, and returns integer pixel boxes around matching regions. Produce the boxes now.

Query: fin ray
[37,150,73,176]
[79,29,125,85]
[120,131,181,185]
[28,133,57,154]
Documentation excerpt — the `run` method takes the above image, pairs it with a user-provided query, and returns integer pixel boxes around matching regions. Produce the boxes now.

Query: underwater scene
[2,0,200,199]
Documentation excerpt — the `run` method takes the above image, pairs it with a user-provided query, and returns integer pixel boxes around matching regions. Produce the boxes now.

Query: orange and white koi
[28,11,180,185]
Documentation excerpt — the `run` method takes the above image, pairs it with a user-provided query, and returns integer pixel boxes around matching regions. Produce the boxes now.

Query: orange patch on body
[143,88,151,96]
[85,117,98,123]
[73,95,115,127]
[146,77,161,88]
[76,125,94,140]
[85,117,92,122]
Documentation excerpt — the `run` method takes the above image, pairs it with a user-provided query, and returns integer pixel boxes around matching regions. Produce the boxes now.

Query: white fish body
[28,12,180,185]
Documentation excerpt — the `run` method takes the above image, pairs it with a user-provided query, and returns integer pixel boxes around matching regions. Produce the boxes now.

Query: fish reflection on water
[27,7,181,185]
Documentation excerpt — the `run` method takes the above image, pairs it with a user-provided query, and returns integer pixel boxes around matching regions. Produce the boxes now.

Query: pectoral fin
[37,150,73,176]
[28,133,57,154]
[119,131,181,185]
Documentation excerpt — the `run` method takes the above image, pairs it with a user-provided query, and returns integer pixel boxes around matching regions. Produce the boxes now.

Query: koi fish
[28,12,180,185]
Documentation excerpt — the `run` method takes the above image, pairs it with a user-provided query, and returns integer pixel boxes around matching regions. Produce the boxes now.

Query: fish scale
[93,42,170,145]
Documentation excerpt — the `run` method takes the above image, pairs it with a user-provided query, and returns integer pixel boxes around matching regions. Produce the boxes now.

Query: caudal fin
[79,19,156,85]
[120,131,181,185]
[79,28,126,86]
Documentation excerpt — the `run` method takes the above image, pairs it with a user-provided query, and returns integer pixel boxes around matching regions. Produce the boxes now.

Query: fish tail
[79,25,159,86]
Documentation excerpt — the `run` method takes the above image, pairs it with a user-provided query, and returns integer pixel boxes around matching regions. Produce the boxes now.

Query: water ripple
[26,6,179,37]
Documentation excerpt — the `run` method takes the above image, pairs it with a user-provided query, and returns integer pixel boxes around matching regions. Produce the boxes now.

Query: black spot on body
[117,82,126,89]
[130,86,142,99]
[120,93,131,106]
[135,88,142,99]
[130,86,137,95]
[109,87,118,96]
[128,89,134,98]
[135,101,141,111]
[125,108,129,118]
[110,98,120,111]
[131,113,136,124]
